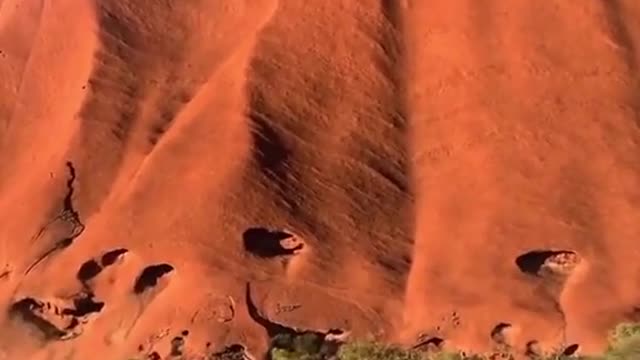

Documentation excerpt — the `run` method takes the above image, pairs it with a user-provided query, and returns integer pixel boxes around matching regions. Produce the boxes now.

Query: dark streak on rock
[245,282,347,359]
[26,162,86,274]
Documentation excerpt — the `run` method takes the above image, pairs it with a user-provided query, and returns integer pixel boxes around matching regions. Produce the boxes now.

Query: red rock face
[0,1,639,359]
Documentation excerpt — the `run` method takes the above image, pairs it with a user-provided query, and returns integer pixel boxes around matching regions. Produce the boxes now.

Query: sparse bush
[337,341,427,360]
[602,323,640,360]
[338,341,484,360]
[270,332,337,360]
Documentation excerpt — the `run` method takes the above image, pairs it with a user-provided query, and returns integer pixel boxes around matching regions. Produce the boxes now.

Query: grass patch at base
[269,322,640,360]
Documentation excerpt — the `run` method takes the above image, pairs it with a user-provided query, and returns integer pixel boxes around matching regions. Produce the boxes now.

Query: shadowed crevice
[243,228,304,258]
[133,263,174,294]
[515,250,578,276]
[66,293,105,317]
[77,259,102,282]
[101,248,128,266]
[412,336,444,351]
[10,298,67,340]
[9,292,104,341]
[562,343,580,356]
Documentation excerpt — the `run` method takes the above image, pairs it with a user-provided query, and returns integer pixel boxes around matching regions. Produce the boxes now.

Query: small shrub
[608,323,640,347]
[603,323,640,360]
[337,341,428,360]
[271,347,325,360]
[270,332,336,360]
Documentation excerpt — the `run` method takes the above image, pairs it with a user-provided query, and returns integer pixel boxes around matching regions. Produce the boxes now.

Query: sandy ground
[0,1,640,359]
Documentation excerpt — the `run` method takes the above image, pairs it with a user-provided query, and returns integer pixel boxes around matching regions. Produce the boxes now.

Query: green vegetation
[601,323,640,360]
[337,341,469,360]
[337,341,425,360]
[268,334,466,360]
[269,332,340,360]
[268,323,640,360]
